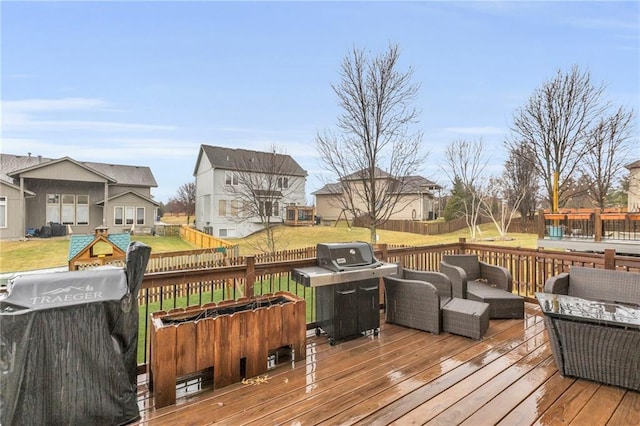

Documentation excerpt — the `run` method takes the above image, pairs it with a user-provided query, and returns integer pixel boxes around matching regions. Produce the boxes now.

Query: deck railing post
[595,208,602,242]
[537,208,545,239]
[458,237,466,254]
[246,255,256,297]
[604,249,616,270]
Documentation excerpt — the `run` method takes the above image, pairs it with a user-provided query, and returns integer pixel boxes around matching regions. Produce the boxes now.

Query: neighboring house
[194,145,307,238]
[313,168,441,222]
[627,159,640,212]
[0,153,160,240]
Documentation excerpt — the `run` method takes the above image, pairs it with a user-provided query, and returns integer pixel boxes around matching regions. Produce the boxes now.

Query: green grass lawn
[0,236,195,273]
[0,222,537,273]
[234,221,538,256]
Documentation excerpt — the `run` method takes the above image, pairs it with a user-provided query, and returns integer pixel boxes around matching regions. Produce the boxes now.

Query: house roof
[0,153,158,187]
[196,145,307,177]
[403,175,442,192]
[67,233,131,260]
[342,167,391,181]
[313,171,441,196]
[625,160,640,170]
[0,180,36,197]
[312,182,343,195]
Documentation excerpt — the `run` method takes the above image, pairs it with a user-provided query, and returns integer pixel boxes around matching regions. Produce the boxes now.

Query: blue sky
[2,1,639,203]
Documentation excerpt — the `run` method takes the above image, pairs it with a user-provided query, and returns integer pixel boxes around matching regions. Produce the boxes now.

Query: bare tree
[507,66,608,210]
[480,176,527,239]
[582,106,635,208]
[169,181,196,223]
[442,139,488,241]
[502,142,539,219]
[223,145,305,254]
[316,44,425,243]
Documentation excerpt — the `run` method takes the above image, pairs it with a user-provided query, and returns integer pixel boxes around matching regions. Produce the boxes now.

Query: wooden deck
[135,303,640,425]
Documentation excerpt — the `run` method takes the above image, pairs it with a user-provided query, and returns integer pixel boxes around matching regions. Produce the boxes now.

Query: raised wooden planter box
[149,292,306,408]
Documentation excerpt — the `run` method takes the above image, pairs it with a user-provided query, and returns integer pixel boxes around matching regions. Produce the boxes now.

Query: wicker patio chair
[384,268,489,340]
[383,270,451,335]
[440,254,524,319]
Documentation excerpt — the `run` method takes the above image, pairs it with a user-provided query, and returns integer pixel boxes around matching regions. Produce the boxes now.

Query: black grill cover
[0,241,151,426]
[316,242,381,272]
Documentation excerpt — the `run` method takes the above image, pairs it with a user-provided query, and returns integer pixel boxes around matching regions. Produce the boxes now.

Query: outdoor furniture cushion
[440,254,524,319]
[441,298,490,340]
[544,265,640,306]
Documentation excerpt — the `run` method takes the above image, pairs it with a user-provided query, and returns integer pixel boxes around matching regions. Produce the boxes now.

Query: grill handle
[359,286,378,292]
[336,289,356,295]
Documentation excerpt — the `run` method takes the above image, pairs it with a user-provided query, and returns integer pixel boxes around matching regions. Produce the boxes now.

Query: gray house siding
[0,183,27,240]
[22,179,107,235]
[0,154,159,240]
[105,192,157,234]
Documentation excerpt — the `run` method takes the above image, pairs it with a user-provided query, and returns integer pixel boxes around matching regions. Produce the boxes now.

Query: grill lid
[316,242,381,272]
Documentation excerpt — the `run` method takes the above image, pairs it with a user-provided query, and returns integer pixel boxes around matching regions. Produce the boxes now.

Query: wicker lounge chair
[440,254,524,319]
[384,268,489,340]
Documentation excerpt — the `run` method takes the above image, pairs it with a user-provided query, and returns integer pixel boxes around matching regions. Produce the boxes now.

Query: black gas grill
[292,242,397,345]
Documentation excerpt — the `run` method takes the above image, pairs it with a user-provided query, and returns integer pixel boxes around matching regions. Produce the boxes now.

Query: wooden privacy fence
[180,225,239,254]
[353,216,535,236]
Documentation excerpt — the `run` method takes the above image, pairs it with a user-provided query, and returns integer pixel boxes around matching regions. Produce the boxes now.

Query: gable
[68,233,131,260]
[15,159,110,183]
[97,190,160,206]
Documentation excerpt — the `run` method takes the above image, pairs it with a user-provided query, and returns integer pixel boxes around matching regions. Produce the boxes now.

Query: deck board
[135,303,638,425]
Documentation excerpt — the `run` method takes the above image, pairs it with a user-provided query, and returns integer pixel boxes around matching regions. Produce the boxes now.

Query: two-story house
[313,167,441,222]
[627,159,640,212]
[194,145,307,238]
[0,153,160,240]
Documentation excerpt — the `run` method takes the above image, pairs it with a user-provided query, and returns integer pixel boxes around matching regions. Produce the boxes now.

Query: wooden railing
[135,240,640,371]
[539,208,640,241]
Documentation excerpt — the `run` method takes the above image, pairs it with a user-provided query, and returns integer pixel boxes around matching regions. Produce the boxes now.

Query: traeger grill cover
[0,241,151,426]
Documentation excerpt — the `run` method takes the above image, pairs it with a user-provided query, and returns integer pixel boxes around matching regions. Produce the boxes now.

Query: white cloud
[1,97,175,133]
[3,97,108,112]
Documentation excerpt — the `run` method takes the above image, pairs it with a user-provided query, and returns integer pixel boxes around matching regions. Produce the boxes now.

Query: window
[76,195,89,225]
[219,228,235,237]
[259,201,279,217]
[115,205,146,226]
[0,196,6,228]
[125,207,135,225]
[61,194,75,225]
[46,194,60,224]
[230,200,240,216]
[225,171,238,186]
[115,207,124,225]
[278,177,289,189]
[136,207,145,225]
[218,199,227,216]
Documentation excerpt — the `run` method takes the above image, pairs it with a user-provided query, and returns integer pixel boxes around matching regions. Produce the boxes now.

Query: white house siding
[629,166,640,212]
[195,154,307,239]
[195,154,215,232]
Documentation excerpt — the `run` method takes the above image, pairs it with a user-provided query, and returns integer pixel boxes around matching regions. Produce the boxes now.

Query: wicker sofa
[384,268,489,340]
[543,266,640,391]
[440,254,524,319]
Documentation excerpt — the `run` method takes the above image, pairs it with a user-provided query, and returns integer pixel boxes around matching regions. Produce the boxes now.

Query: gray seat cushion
[467,281,524,319]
